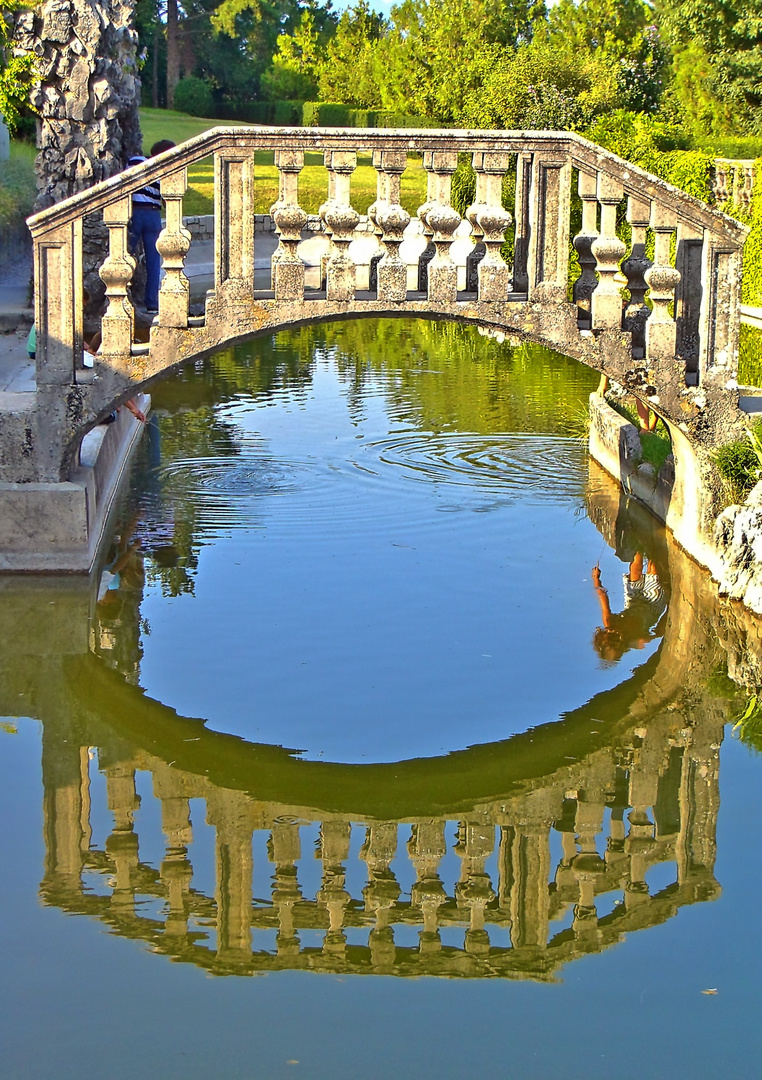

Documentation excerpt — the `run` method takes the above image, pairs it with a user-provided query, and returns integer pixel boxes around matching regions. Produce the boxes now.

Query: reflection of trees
[119,321,598,599]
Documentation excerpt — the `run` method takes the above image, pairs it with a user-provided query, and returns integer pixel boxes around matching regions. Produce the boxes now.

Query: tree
[0,0,37,133]
[658,0,762,134]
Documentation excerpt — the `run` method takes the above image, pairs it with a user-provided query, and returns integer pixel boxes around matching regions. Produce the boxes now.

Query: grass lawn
[140,107,427,217]
[0,141,37,233]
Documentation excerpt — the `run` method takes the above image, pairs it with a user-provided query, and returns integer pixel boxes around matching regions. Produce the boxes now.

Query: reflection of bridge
[3,472,745,981]
[0,128,750,569]
[39,702,721,980]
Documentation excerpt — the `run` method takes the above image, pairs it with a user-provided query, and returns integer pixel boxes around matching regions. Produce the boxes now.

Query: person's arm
[124,398,146,423]
[592,566,613,628]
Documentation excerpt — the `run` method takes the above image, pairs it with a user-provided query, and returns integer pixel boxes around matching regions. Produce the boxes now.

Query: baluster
[572,169,599,328]
[374,150,410,302]
[474,151,512,301]
[454,819,495,957]
[271,150,307,300]
[270,821,303,959]
[465,154,489,292]
[424,151,460,304]
[361,823,400,971]
[408,820,447,954]
[644,205,681,362]
[209,149,254,314]
[157,168,191,328]
[316,820,351,954]
[99,197,136,357]
[322,151,359,301]
[622,195,651,357]
[416,152,437,291]
[527,152,572,304]
[591,173,625,330]
[712,160,728,205]
[158,791,193,938]
[105,763,140,918]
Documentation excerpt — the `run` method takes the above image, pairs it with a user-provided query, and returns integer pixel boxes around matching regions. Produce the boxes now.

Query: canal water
[1,319,761,1078]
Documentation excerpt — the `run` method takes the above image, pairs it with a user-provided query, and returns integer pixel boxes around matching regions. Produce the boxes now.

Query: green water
[1,319,761,1079]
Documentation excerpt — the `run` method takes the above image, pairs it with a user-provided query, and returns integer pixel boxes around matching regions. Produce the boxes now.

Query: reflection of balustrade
[37,699,723,980]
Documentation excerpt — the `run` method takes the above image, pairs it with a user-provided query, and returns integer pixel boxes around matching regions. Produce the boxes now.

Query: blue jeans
[129,203,162,310]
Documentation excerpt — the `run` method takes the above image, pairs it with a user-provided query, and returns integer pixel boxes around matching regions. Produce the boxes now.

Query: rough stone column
[208,790,255,966]
[15,0,143,312]
[527,152,572,304]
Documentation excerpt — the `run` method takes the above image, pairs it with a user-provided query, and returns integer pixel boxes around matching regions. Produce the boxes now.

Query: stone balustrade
[712,158,756,211]
[26,129,748,451]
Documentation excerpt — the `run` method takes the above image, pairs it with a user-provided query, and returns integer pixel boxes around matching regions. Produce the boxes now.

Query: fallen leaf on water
[701,988,718,994]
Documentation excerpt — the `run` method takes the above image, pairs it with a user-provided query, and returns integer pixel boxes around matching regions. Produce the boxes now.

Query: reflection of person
[127,139,176,315]
[592,553,667,663]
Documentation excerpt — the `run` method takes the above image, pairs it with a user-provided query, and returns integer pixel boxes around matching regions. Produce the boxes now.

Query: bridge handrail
[27,127,748,247]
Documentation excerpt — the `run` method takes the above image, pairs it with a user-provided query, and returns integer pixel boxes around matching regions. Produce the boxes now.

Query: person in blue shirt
[127,139,175,314]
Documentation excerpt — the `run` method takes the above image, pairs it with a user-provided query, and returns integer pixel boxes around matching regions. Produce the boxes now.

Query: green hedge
[216,100,303,125]
[302,102,439,129]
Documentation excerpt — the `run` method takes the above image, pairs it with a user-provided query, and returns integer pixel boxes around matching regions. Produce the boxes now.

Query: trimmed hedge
[302,102,440,129]
[215,100,303,125]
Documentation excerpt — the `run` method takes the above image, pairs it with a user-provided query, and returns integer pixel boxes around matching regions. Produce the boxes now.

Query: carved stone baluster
[475,151,512,301]
[157,168,191,328]
[323,150,359,301]
[375,150,410,302]
[271,150,307,300]
[424,151,460,304]
[572,169,599,328]
[465,153,489,292]
[317,820,351,955]
[99,196,136,357]
[409,820,447,955]
[622,195,652,357]
[644,204,681,362]
[318,165,337,290]
[591,174,626,330]
[712,160,729,205]
[416,152,437,291]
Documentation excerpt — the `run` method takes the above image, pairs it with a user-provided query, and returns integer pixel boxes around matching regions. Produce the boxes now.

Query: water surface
[1,319,761,1079]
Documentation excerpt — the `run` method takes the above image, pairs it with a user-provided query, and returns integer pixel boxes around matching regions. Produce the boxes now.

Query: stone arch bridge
[0,127,750,570]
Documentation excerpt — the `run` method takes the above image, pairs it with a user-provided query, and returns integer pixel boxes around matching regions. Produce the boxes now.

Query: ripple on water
[153,429,588,543]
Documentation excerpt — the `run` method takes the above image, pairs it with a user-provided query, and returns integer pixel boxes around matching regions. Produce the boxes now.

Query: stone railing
[26,128,747,392]
[712,158,756,211]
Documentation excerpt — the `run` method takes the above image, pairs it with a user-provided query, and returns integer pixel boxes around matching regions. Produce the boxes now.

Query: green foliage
[739,159,762,307]
[216,99,303,124]
[0,139,36,245]
[303,101,350,126]
[0,1,38,136]
[172,76,215,118]
[713,421,762,501]
[733,694,762,753]
[661,0,762,137]
[739,325,762,388]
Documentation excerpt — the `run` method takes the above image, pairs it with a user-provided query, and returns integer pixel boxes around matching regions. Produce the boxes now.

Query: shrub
[713,424,762,501]
[173,77,215,118]
[303,102,351,126]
